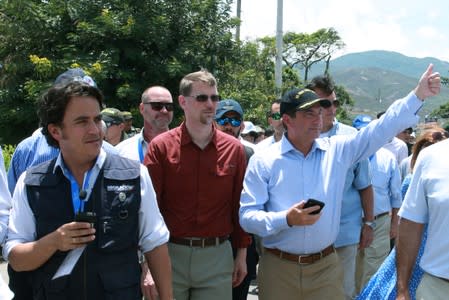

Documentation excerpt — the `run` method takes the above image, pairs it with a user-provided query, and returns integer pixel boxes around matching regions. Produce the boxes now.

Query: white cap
[241,121,256,134]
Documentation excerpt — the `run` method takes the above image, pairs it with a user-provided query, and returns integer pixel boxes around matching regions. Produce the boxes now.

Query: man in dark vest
[3,81,173,299]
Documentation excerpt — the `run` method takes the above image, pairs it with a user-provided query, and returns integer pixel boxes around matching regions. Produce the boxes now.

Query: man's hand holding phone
[286,199,325,226]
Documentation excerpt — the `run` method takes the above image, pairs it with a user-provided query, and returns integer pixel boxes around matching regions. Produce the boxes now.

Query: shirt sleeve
[0,148,11,244]
[230,144,251,249]
[3,172,37,260]
[138,165,169,253]
[239,154,290,238]
[389,159,402,209]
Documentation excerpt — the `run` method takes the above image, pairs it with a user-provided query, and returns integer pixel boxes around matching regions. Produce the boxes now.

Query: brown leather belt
[169,236,229,248]
[265,245,335,264]
[374,212,390,219]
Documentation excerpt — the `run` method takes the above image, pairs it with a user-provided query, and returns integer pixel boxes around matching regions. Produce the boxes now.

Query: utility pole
[275,0,283,97]
[236,0,241,41]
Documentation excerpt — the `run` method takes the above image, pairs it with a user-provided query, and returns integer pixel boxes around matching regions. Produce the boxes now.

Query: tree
[283,28,344,82]
[0,0,240,144]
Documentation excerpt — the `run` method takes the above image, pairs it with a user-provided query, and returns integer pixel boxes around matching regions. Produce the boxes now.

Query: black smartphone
[75,211,97,225]
[303,199,325,215]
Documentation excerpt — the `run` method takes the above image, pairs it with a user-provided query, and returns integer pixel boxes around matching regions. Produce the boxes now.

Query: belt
[169,236,229,248]
[374,212,389,219]
[265,245,335,264]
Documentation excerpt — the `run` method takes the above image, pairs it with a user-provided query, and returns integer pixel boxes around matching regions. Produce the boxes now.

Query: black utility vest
[24,155,142,300]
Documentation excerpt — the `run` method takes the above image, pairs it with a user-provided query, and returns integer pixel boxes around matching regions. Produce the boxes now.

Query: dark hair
[376,111,386,119]
[266,99,281,118]
[39,81,104,147]
[306,75,335,96]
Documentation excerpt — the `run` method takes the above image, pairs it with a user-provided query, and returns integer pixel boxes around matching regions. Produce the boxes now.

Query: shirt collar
[279,133,329,155]
[180,121,218,148]
[53,148,106,176]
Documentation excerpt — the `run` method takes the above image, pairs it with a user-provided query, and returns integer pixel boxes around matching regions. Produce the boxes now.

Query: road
[0,261,259,299]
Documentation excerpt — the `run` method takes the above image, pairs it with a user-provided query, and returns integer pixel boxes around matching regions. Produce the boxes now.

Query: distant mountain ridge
[308,50,449,117]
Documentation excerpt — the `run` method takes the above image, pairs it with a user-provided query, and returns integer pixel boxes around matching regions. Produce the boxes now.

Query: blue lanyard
[138,136,144,163]
[66,168,93,214]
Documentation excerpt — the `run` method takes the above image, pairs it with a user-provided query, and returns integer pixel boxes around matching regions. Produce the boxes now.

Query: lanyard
[65,168,93,215]
[138,136,145,163]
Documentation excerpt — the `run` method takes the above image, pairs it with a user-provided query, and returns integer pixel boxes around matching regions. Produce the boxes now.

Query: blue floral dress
[356,174,426,300]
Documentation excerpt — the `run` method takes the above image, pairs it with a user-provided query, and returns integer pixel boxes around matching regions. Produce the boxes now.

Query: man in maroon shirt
[144,70,251,300]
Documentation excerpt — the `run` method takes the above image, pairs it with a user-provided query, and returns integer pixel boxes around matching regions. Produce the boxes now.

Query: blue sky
[233,0,449,62]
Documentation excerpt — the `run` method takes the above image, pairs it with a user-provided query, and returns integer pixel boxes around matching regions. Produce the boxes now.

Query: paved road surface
[0,261,259,299]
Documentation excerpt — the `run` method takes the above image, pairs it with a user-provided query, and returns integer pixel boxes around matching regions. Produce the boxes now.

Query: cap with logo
[280,88,331,115]
[215,99,244,119]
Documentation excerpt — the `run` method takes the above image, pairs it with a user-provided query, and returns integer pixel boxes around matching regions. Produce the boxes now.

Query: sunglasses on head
[144,102,174,112]
[105,121,122,128]
[270,112,281,120]
[216,117,242,127]
[187,94,220,102]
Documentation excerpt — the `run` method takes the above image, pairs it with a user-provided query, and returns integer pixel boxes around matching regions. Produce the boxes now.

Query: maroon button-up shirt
[144,122,251,248]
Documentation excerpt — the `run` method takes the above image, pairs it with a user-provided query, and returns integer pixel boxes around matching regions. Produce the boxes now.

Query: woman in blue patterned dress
[356,127,447,300]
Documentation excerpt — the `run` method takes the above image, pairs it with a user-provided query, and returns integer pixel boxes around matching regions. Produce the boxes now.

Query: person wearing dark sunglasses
[115,85,174,299]
[307,75,375,300]
[145,70,251,300]
[257,99,285,151]
[116,86,173,164]
[215,99,260,300]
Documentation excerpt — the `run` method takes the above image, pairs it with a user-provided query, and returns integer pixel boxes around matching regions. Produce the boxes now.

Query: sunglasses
[270,112,281,120]
[216,117,242,127]
[144,102,174,112]
[331,99,340,108]
[186,94,220,102]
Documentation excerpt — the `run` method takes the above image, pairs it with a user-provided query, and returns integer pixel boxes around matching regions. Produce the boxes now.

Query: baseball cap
[280,88,331,115]
[53,68,97,87]
[352,115,373,130]
[215,99,244,119]
[241,121,256,135]
[101,108,124,126]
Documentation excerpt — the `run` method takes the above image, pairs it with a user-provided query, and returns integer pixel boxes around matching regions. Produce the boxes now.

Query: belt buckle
[297,254,308,265]
[215,237,219,246]
[201,238,206,248]
[189,239,194,247]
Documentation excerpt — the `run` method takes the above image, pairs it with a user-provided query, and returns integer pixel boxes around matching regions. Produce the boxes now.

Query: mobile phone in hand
[303,199,325,215]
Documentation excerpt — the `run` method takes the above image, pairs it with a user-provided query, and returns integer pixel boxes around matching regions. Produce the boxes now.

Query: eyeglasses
[216,117,242,127]
[270,112,281,120]
[186,94,220,102]
[143,102,174,112]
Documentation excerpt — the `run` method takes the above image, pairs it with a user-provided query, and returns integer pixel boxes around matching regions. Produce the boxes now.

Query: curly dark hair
[38,81,104,148]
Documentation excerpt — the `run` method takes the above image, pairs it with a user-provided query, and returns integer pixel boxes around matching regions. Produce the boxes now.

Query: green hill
[308,50,449,118]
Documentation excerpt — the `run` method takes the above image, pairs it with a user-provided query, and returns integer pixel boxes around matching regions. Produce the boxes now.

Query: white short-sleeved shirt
[399,139,449,279]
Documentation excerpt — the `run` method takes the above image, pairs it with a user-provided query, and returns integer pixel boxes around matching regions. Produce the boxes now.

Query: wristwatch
[364,221,376,229]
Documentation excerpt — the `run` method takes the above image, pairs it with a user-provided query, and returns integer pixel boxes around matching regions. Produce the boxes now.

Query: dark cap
[54,68,97,87]
[101,108,124,126]
[121,111,133,120]
[352,114,373,130]
[280,88,331,115]
[215,99,244,119]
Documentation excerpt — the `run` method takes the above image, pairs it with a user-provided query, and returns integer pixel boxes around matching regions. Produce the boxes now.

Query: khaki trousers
[258,249,344,300]
[416,272,449,300]
[356,213,390,292]
[168,240,233,300]
[336,244,358,300]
